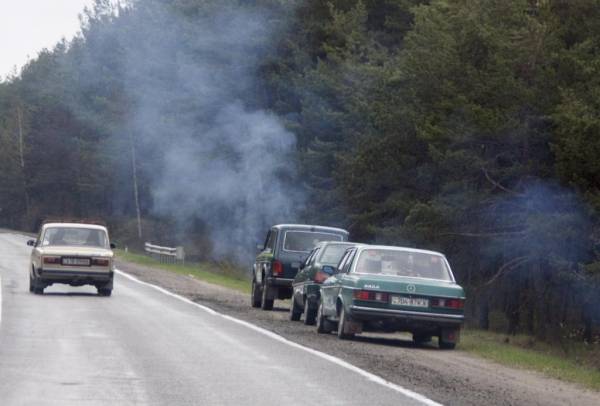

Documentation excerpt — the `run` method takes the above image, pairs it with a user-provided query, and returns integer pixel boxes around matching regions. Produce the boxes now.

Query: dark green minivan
[251,224,349,310]
[290,241,359,324]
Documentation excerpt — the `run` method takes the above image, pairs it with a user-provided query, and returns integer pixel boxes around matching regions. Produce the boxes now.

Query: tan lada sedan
[27,222,115,296]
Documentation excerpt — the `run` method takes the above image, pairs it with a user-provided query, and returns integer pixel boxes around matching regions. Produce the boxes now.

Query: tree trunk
[129,131,142,240]
[478,288,490,330]
[16,106,30,218]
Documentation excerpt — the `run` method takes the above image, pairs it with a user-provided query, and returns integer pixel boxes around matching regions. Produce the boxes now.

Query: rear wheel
[337,307,355,340]
[303,300,317,325]
[412,333,432,346]
[29,274,34,293]
[316,300,334,334]
[98,288,112,297]
[289,296,301,321]
[261,281,274,310]
[251,278,262,308]
[439,328,458,350]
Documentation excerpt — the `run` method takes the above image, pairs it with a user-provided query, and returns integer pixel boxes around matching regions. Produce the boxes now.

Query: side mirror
[110,243,116,249]
[322,265,335,275]
[27,239,35,247]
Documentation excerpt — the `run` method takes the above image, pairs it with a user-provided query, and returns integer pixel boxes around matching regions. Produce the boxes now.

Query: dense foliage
[1,0,600,341]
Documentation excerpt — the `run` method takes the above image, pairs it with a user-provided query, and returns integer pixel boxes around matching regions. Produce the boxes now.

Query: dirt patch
[116,259,600,406]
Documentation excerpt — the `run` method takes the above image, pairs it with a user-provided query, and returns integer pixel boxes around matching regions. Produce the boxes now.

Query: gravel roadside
[116,259,600,406]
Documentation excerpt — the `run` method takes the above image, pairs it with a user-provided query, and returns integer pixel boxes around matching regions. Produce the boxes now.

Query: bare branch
[481,166,523,196]
[484,256,531,286]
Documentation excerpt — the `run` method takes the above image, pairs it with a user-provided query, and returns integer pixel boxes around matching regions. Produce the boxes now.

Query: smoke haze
[83,0,303,260]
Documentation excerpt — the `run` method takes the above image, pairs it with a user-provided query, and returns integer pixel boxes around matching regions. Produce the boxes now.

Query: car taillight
[43,256,61,265]
[272,260,283,276]
[431,298,464,309]
[446,298,465,309]
[353,290,389,303]
[92,258,110,267]
[314,270,330,284]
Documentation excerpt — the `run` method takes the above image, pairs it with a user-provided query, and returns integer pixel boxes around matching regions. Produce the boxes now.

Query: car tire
[251,278,262,308]
[98,288,112,297]
[289,296,302,321]
[438,338,456,350]
[303,300,317,325]
[33,284,44,295]
[337,307,355,340]
[316,300,334,334]
[261,281,274,310]
[412,334,432,346]
[29,273,34,293]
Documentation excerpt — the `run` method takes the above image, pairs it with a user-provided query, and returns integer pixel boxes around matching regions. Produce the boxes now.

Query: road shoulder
[116,258,600,406]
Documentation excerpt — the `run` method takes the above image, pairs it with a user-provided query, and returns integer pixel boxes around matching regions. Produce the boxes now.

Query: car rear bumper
[349,305,464,325]
[267,277,294,287]
[37,268,113,283]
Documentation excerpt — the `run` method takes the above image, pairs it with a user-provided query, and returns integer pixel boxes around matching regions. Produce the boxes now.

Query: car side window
[265,229,277,251]
[336,249,352,274]
[342,249,357,273]
[309,247,320,266]
[303,248,317,268]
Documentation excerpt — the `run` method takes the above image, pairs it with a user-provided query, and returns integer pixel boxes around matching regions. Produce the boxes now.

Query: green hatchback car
[316,245,465,349]
[290,241,359,325]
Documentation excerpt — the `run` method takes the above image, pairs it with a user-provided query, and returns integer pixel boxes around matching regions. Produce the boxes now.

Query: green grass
[115,249,251,294]
[461,329,600,391]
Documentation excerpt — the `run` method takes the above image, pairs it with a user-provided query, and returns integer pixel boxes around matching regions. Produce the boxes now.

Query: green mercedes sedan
[290,241,360,325]
[316,245,465,349]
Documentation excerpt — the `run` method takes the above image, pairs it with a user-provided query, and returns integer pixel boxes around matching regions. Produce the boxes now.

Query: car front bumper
[349,305,464,326]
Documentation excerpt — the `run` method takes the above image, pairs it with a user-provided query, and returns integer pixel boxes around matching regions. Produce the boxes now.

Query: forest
[1,0,600,341]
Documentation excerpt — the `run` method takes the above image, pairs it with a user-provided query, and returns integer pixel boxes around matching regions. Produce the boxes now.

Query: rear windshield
[42,227,109,249]
[353,249,452,281]
[283,231,343,253]
[319,244,353,265]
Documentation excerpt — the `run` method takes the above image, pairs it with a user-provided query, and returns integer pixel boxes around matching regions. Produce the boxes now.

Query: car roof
[42,223,108,231]
[272,224,349,234]
[315,241,361,248]
[357,245,446,257]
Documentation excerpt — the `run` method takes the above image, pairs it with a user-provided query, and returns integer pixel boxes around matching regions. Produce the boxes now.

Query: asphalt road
[0,232,438,406]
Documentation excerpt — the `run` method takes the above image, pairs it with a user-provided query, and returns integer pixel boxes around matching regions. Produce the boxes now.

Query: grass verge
[115,249,251,294]
[116,250,600,391]
[460,329,600,391]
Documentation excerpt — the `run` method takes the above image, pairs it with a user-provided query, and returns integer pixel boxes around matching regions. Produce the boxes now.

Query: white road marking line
[0,275,2,325]
[115,269,442,406]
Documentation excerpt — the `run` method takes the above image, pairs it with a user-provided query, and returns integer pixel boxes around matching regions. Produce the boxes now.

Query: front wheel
[251,278,262,308]
[98,288,112,297]
[29,274,34,293]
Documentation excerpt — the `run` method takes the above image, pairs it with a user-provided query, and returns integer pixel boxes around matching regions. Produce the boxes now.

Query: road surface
[0,232,436,405]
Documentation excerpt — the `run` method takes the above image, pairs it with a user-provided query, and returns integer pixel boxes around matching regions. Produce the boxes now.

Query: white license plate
[62,258,90,266]
[391,296,429,308]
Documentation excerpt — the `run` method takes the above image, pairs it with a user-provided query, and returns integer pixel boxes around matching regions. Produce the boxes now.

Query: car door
[255,229,277,284]
[321,248,355,317]
[293,247,318,304]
